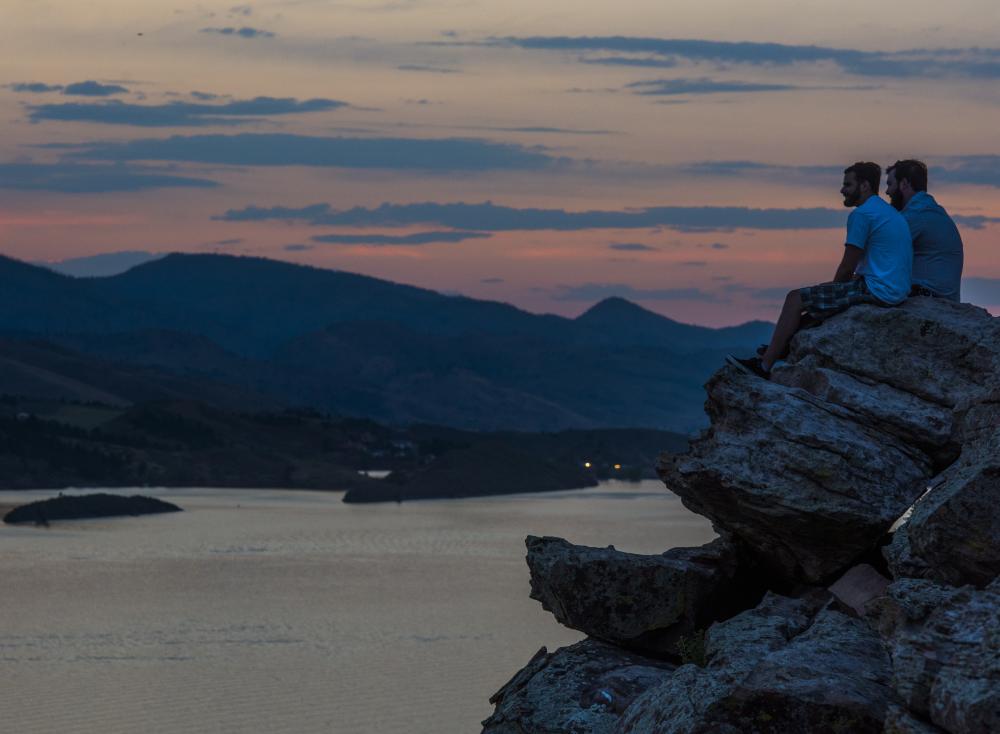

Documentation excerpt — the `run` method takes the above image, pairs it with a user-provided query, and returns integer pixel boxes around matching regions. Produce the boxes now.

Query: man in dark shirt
[886,159,964,301]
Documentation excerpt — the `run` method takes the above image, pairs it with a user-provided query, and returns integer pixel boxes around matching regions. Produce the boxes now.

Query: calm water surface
[0,481,714,733]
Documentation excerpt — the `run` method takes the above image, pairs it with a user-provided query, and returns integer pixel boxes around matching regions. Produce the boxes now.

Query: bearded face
[840,173,863,208]
[886,170,905,211]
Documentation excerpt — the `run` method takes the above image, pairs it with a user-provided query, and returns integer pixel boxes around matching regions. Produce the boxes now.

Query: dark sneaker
[726,354,771,380]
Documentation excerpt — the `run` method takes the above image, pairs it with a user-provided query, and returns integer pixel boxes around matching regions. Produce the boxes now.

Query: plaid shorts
[799,278,882,320]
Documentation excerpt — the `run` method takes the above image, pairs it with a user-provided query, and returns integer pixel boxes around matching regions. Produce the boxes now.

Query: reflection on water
[0,481,714,734]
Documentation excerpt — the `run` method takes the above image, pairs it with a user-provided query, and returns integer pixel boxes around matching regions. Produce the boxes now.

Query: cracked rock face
[481,639,675,734]
[782,299,1000,409]
[618,594,893,734]
[888,448,1000,588]
[660,299,1000,586]
[525,535,762,655]
[871,577,1000,734]
[659,367,931,583]
[887,396,1000,588]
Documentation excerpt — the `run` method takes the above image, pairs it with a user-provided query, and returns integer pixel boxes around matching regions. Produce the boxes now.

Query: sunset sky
[3,0,999,325]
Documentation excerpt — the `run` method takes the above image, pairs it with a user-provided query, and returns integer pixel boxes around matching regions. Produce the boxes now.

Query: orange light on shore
[584,461,592,468]
[613,464,621,470]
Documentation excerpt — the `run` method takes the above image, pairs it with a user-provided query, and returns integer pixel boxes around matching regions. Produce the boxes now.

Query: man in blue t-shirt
[886,159,964,302]
[728,161,912,380]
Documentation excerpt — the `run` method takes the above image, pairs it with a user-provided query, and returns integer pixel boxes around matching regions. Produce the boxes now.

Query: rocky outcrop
[658,368,931,583]
[870,577,1000,734]
[486,298,1000,733]
[482,639,675,733]
[525,535,763,655]
[619,595,893,734]
[886,398,1000,588]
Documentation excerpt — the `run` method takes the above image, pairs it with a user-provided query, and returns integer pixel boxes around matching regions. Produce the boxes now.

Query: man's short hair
[844,161,881,193]
[888,159,928,192]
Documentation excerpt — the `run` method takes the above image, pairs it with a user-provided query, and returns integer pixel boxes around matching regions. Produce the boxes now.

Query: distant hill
[575,297,772,351]
[38,251,164,278]
[0,397,687,496]
[0,254,771,431]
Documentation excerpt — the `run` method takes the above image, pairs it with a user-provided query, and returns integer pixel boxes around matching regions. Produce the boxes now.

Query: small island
[3,493,183,525]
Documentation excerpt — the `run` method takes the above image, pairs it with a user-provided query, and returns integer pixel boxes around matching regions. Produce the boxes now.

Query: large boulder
[772,355,957,464]
[869,577,1000,734]
[481,639,675,734]
[526,535,762,656]
[782,299,1000,409]
[887,401,1000,588]
[618,593,894,733]
[887,455,1000,588]
[659,368,931,583]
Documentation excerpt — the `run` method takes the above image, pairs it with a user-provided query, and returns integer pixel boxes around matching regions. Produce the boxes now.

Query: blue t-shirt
[846,196,912,304]
[902,192,964,302]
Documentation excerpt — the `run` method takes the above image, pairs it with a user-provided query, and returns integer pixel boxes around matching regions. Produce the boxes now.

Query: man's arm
[833,245,865,282]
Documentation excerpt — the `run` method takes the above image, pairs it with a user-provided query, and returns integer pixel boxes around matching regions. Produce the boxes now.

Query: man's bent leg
[761,289,803,371]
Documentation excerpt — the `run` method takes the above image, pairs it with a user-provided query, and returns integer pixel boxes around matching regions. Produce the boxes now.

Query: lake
[0,481,714,733]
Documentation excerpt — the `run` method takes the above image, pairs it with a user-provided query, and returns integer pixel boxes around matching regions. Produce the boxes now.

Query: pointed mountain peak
[577,297,677,324]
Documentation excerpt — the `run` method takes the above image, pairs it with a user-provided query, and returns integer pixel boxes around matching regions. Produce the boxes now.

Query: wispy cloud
[201,26,276,39]
[682,156,1000,195]
[609,242,657,251]
[28,97,347,127]
[0,162,218,193]
[62,81,129,96]
[9,82,63,93]
[580,56,678,69]
[722,282,793,301]
[553,282,726,303]
[491,36,1000,79]
[311,230,491,245]
[397,64,460,73]
[218,200,847,232]
[71,134,560,171]
[952,214,1000,230]
[963,277,1000,304]
[627,78,802,96]
[935,155,1000,189]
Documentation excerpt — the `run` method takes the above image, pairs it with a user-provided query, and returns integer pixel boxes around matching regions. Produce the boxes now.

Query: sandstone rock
[618,596,893,733]
[481,639,674,734]
[525,535,760,656]
[659,367,931,583]
[873,578,1000,734]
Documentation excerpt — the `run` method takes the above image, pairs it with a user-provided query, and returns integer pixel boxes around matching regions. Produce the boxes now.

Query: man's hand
[833,245,865,282]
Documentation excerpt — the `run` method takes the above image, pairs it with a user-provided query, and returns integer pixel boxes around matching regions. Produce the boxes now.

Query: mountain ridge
[0,254,771,431]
